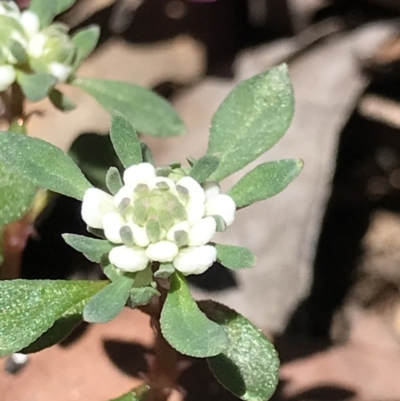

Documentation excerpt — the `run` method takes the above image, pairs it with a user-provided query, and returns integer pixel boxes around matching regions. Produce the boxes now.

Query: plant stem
[141,283,180,401]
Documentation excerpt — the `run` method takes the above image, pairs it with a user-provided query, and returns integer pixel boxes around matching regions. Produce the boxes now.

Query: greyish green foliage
[189,154,220,184]
[73,77,186,137]
[0,280,107,356]
[71,25,100,66]
[215,244,257,270]
[110,114,143,168]
[29,0,77,28]
[228,159,303,208]
[62,234,114,263]
[0,162,36,226]
[0,132,92,200]
[200,301,280,401]
[16,71,57,102]
[83,275,134,323]
[160,272,228,358]
[48,88,76,111]
[208,64,294,181]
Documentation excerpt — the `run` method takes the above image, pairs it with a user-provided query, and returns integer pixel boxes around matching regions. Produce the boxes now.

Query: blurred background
[3,0,400,400]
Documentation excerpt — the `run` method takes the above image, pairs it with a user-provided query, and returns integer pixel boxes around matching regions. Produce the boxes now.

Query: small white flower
[0,2,20,20]
[20,10,40,38]
[205,194,236,227]
[0,65,15,91]
[28,32,46,58]
[128,223,150,247]
[81,188,115,229]
[102,212,125,244]
[177,176,206,204]
[123,162,156,186]
[203,181,220,199]
[166,221,190,242]
[48,62,71,82]
[173,245,217,275]
[81,162,236,277]
[188,217,216,246]
[109,245,149,272]
[146,241,179,263]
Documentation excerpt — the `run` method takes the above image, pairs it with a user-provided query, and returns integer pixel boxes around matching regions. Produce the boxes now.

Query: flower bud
[0,64,16,91]
[28,23,77,82]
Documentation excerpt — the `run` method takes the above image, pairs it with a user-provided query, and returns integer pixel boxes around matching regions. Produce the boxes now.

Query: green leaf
[189,154,219,184]
[73,77,185,137]
[16,71,57,102]
[160,272,228,357]
[110,114,142,168]
[29,0,77,27]
[62,234,114,263]
[49,88,77,111]
[109,385,150,401]
[127,286,159,309]
[228,159,303,208]
[200,301,280,401]
[208,65,294,181]
[0,280,107,356]
[71,25,100,65]
[0,131,92,200]
[154,262,175,279]
[0,162,37,226]
[215,244,256,270]
[69,133,123,192]
[83,275,134,323]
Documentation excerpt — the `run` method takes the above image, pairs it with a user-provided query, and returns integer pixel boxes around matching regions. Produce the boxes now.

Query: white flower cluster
[82,163,236,276]
[0,1,76,92]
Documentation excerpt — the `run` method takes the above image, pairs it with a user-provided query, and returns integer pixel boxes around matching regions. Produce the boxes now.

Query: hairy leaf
[73,77,185,137]
[160,272,228,357]
[215,244,256,270]
[189,155,219,184]
[16,71,57,102]
[208,65,294,181]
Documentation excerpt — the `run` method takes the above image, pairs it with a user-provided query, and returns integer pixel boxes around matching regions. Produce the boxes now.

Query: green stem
[141,281,180,401]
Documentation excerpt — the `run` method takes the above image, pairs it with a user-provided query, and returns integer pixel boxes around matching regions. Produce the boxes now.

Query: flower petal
[28,33,47,58]
[109,245,149,272]
[102,212,126,244]
[185,200,205,226]
[176,176,205,204]
[128,223,150,247]
[147,176,175,191]
[48,62,72,82]
[188,216,216,246]
[20,10,40,38]
[202,181,220,199]
[205,194,236,227]
[173,245,217,275]
[145,241,179,263]
[123,162,156,186]
[81,188,115,229]
[113,184,135,208]
[166,221,190,242]
[0,65,15,91]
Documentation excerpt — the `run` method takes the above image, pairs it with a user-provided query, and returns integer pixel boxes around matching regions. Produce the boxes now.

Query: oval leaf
[73,77,185,137]
[83,275,134,323]
[29,0,77,27]
[200,301,280,401]
[62,233,114,263]
[228,159,303,208]
[49,88,76,111]
[16,71,57,102]
[0,162,37,226]
[208,65,294,181]
[189,154,220,184]
[0,280,107,356]
[110,114,142,168]
[160,271,228,357]
[215,244,256,270]
[72,25,100,65]
[0,131,92,200]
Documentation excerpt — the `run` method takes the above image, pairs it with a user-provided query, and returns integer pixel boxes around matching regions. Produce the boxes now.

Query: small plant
[0,1,303,400]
